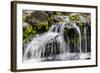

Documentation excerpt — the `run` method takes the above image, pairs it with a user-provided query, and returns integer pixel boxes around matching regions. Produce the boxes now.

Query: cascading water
[23,32,59,60]
[49,22,68,53]
[23,21,90,62]
[64,22,82,53]
[84,27,87,52]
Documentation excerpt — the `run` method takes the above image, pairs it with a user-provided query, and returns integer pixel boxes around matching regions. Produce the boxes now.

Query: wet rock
[25,11,48,26]
[31,11,48,22]
[53,16,69,22]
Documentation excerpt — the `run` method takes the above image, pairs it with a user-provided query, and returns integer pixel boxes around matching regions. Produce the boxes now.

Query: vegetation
[69,15,81,21]
[23,11,91,43]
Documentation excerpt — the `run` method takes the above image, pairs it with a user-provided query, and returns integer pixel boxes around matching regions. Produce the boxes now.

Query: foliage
[23,25,36,42]
[23,11,90,43]
[23,16,27,22]
[69,15,81,21]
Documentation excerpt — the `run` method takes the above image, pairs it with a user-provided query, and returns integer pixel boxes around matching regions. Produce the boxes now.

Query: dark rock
[31,11,48,22]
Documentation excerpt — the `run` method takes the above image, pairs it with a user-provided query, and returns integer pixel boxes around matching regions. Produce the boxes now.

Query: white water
[60,22,82,53]
[84,27,87,52]
[70,23,82,53]
[23,22,85,62]
[23,32,59,60]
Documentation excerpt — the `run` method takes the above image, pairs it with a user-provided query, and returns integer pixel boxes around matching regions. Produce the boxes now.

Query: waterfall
[23,21,90,62]
[84,27,87,52]
[82,22,91,53]
[73,23,82,53]
[23,32,59,60]
[49,22,68,53]
[64,22,82,53]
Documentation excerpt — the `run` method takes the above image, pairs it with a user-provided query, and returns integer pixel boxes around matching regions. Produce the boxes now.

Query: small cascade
[23,20,90,62]
[73,23,82,53]
[82,22,91,53]
[84,27,87,52]
[64,22,82,53]
[23,32,59,60]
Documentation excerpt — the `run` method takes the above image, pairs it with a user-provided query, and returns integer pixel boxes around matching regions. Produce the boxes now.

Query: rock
[25,11,48,26]
[53,16,69,22]
[31,11,48,22]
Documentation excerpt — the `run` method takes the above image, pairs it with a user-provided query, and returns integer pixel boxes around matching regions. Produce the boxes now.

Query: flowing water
[23,21,90,62]
[84,27,87,52]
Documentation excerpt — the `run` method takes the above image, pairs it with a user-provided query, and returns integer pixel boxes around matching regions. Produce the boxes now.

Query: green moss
[23,25,37,41]
[23,16,27,21]
[69,15,81,21]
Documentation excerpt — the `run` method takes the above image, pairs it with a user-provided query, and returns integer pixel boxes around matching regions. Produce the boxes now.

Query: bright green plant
[23,25,36,41]
[69,15,81,21]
